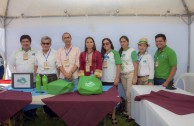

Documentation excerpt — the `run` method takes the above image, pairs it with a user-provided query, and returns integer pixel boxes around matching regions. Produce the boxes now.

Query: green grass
[16,107,137,126]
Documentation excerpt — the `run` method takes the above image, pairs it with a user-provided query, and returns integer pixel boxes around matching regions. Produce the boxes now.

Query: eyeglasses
[103,43,110,46]
[42,43,50,45]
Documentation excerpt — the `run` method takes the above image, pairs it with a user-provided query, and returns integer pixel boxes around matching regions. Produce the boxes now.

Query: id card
[23,53,28,60]
[64,59,70,67]
[103,60,108,68]
[155,60,159,67]
[44,61,49,69]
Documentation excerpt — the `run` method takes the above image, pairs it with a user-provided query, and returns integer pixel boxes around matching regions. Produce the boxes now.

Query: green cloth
[154,46,177,79]
[112,50,122,65]
[47,79,74,95]
[78,76,102,95]
[131,50,138,62]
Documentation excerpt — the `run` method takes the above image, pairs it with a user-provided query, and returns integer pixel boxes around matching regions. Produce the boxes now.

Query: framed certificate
[12,73,34,88]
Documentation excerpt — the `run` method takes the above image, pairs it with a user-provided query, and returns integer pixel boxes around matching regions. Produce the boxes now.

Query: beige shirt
[56,46,80,79]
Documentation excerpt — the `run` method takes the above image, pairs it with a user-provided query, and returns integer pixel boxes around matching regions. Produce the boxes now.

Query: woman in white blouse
[137,38,154,85]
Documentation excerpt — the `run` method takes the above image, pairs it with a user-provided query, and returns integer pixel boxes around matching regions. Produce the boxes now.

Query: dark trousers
[23,108,37,119]
[0,65,4,79]
[40,74,57,85]
[102,82,114,86]
[154,78,174,86]
[40,74,58,117]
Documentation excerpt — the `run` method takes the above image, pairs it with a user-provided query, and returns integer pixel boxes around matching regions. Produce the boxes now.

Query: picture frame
[12,73,34,88]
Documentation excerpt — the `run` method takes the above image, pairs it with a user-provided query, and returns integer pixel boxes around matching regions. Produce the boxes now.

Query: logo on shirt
[161,54,167,59]
[32,53,35,56]
[121,54,125,57]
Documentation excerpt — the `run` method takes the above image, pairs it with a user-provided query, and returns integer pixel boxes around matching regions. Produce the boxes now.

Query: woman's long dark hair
[119,36,129,56]
[84,37,96,52]
[101,38,114,59]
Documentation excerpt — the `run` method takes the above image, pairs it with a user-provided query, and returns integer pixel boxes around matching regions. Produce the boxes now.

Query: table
[6,86,120,126]
[0,90,31,122]
[42,86,120,126]
[131,85,194,126]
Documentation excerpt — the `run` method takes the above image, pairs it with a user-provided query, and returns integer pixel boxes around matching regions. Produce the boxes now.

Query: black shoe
[112,118,118,126]
[122,112,129,119]
[126,117,134,122]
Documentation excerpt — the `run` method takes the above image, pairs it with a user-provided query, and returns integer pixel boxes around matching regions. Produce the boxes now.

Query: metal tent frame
[0,0,194,72]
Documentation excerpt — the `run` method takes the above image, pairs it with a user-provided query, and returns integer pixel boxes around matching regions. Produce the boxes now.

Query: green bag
[47,79,74,95]
[78,76,102,95]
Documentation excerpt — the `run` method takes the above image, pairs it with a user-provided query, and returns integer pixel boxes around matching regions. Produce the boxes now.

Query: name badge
[44,61,49,69]
[64,59,70,67]
[85,65,90,72]
[23,53,28,60]
[155,61,159,67]
[103,60,108,68]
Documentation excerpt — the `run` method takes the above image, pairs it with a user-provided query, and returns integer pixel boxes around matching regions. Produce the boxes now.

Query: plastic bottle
[35,74,41,90]
[42,75,48,91]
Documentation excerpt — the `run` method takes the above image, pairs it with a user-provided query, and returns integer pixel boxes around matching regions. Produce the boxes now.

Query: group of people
[8,32,177,124]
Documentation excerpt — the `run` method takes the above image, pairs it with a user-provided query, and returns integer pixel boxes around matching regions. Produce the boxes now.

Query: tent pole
[188,16,191,72]
[182,0,191,72]
[3,0,10,79]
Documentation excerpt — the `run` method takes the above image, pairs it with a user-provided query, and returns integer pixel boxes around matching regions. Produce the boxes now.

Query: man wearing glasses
[56,32,80,86]
[34,36,58,83]
[34,36,58,117]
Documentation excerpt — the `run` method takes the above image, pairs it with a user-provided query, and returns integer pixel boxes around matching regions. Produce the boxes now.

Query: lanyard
[138,54,144,63]
[104,50,111,60]
[43,49,51,61]
[64,47,72,58]
[86,51,93,62]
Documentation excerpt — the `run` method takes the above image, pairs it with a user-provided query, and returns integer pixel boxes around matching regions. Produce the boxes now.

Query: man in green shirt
[154,34,177,87]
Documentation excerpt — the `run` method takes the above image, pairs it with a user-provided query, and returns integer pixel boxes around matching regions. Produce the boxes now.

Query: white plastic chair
[174,73,194,93]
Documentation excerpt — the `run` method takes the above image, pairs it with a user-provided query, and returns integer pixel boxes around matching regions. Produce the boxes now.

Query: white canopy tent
[0,0,194,78]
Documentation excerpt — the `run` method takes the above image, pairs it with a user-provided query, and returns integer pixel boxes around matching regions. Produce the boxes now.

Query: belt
[138,75,149,78]
[120,71,134,75]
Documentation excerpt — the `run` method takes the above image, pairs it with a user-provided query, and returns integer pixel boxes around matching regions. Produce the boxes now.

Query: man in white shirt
[8,35,37,119]
[34,36,58,117]
[9,35,36,73]
[35,36,58,83]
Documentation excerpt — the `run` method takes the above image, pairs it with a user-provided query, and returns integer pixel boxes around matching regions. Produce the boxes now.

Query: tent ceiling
[0,0,194,18]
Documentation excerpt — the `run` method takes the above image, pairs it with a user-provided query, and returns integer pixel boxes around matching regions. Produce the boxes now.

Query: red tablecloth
[135,90,194,115]
[42,86,120,126]
[0,90,32,122]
